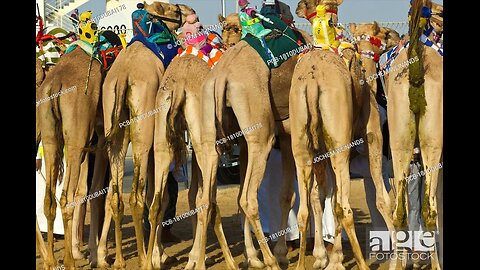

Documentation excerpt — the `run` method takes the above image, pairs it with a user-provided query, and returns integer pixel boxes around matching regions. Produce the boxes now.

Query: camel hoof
[95,257,111,269]
[142,262,154,270]
[152,257,161,269]
[185,260,199,270]
[44,262,57,270]
[73,250,87,260]
[246,258,265,269]
[313,258,328,269]
[90,262,105,269]
[113,258,126,269]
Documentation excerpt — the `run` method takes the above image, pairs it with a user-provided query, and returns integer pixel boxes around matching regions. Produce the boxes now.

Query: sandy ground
[36,179,435,270]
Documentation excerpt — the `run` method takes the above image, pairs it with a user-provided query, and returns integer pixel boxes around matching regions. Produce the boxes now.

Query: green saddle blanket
[242,13,302,69]
[65,40,101,62]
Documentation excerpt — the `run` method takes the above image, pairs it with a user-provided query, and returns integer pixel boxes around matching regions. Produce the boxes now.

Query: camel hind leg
[387,84,416,270]
[289,79,315,270]
[128,142,152,269]
[107,127,130,269]
[59,144,90,270]
[313,74,368,270]
[210,190,238,270]
[323,129,368,270]
[128,98,158,268]
[148,88,176,269]
[41,132,63,269]
[418,80,443,270]
[96,178,113,268]
[237,138,265,269]
[311,163,329,269]
[71,152,90,260]
[228,87,279,270]
[364,93,394,232]
[185,85,237,269]
[188,152,231,268]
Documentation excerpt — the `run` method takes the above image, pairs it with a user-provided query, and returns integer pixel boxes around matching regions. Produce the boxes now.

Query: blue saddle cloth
[128,34,177,68]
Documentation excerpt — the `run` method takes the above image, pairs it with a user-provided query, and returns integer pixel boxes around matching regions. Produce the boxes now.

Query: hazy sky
[171,0,443,32]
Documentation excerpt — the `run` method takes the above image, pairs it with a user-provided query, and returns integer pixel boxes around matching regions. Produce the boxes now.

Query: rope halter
[355,34,386,62]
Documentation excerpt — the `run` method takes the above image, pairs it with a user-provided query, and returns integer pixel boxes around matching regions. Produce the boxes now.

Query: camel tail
[305,75,328,183]
[305,76,322,155]
[407,0,429,115]
[41,81,65,183]
[104,71,128,163]
[213,73,230,154]
[166,79,188,171]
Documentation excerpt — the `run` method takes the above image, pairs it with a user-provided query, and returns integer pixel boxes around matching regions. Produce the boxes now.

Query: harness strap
[306,11,316,20]
[360,50,380,62]
[100,46,123,70]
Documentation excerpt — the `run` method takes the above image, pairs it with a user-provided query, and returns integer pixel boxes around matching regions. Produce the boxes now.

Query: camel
[36,26,73,262]
[219,14,243,48]
[36,58,62,264]
[101,2,195,269]
[192,8,314,268]
[384,0,443,269]
[349,22,400,87]
[288,1,404,269]
[289,48,357,270]
[148,13,241,270]
[38,43,106,270]
[37,33,97,267]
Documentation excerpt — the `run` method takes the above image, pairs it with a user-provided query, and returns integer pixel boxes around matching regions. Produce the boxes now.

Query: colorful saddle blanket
[177,32,225,68]
[64,30,123,70]
[36,27,75,67]
[129,8,179,68]
[128,34,178,68]
[380,34,443,72]
[242,12,304,69]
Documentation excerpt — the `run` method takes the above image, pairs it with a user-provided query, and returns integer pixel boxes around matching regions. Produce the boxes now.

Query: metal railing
[93,21,408,45]
[201,21,408,37]
[294,21,409,37]
[45,0,76,10]
[44,0,79,32]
